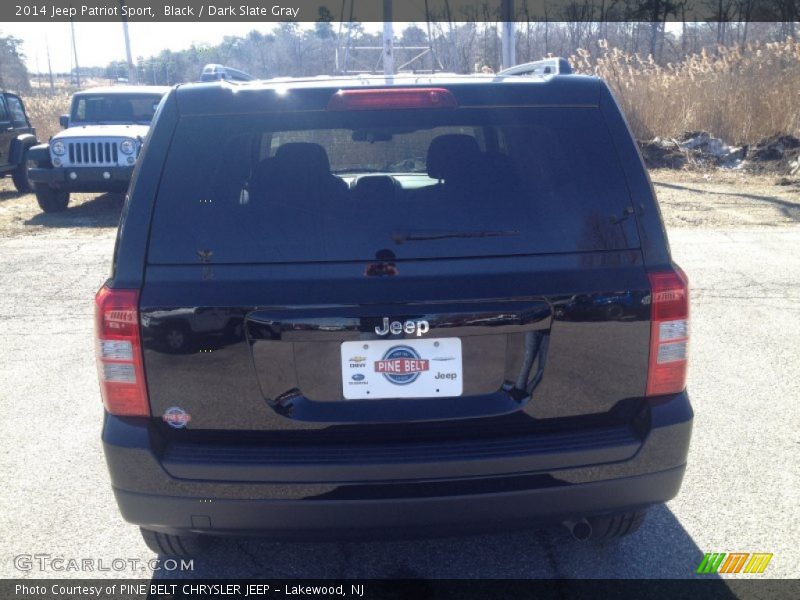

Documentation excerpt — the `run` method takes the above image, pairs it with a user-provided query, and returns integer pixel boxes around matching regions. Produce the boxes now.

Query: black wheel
[225,318,244,340]
[162,322,192,353]
[587,509,647,540]
[34,186,70,213]
[140,528,206,558]
[604,303,625,320]
[11,151,32,193]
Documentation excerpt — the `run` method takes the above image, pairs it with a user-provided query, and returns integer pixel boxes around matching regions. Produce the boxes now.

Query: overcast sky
[4,22,387,73]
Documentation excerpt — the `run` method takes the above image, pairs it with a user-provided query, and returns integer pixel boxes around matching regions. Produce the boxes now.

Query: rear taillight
[327,88,458,111]
[94,286,150,417]
[646,267,690,397]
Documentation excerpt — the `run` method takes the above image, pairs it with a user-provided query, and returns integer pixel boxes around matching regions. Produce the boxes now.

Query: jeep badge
[374,318,430,337]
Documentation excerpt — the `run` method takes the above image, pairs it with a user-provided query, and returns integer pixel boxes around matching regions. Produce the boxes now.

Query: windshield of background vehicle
[148,106,641,264]
[71,94,163,124]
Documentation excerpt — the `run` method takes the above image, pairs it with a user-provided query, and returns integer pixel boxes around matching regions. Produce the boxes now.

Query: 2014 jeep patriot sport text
[96,60,692,557]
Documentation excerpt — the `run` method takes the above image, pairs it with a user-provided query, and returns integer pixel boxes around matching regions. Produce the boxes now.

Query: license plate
[341,338,463,400]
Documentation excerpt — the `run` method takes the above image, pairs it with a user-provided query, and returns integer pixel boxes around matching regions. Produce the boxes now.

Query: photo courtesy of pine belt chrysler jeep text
[95,58,692,557]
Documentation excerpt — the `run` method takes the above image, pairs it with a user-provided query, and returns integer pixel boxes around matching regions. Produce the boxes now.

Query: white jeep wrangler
[27,86,168,213]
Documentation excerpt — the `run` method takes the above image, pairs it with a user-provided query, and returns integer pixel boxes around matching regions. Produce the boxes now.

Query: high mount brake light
[646,267,690,398]
[94,286,150,417]
[327,88,458,111]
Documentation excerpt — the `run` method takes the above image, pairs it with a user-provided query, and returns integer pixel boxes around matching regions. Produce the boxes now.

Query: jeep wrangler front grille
[67,141,119,166]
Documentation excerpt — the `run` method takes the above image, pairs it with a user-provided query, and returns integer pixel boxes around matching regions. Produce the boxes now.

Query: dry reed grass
[24,94,71,142]
[571,39,800,144]
[23,48,800,148]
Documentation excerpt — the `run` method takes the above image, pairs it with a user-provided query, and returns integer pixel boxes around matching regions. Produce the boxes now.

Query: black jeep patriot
[96,60,692,556]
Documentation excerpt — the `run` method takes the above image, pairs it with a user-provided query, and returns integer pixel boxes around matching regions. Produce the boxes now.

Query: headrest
[275,142,331,177]
[352,175,399,200]
[426,134,481,181]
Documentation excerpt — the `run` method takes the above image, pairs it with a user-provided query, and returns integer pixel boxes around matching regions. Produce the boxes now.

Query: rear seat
[249,142,347,205]
[248,139,517,207]
[414,134,519,201]
[424,134,482,194]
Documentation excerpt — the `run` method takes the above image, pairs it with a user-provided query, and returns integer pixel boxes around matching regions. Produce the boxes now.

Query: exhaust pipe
[563,518,593,541]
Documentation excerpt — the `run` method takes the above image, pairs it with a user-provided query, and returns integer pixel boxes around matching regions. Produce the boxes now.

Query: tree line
[4,1,797,92]
[0,34,30,92]
[105,19,796,87]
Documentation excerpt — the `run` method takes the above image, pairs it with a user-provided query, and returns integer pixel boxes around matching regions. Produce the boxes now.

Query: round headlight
[119,139,135,155]
[51,141,66,156]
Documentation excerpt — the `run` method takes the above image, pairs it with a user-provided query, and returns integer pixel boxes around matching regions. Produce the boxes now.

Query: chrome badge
[374,318,430,337]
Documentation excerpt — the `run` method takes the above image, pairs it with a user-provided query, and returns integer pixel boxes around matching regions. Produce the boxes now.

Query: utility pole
[501,0,516,70]
[70,14,81,88]
[382,0,393,77]
[45,37,55,93]
[343,0,354,74]
[424,0,436,72]
[335,0,346,72]
[119,0,138,84]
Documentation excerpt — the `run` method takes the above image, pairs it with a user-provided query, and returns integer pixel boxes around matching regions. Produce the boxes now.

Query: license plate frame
[341,338,463,400]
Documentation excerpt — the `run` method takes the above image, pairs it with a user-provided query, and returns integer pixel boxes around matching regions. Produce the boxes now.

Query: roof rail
[496,57,572,77]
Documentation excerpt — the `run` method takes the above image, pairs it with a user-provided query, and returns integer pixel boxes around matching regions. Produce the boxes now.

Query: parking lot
[0,171,798,579]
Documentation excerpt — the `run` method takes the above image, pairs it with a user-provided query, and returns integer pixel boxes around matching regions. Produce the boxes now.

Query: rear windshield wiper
[392,230,520,244]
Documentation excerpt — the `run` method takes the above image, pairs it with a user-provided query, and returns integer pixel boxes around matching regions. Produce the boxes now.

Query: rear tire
[139,528,206,558]
[604,303,625,320]
[35,187,70,213]
[225,318,244,340]
[11,152,32,193]
[163,322,193,353]
[587,509,647,540]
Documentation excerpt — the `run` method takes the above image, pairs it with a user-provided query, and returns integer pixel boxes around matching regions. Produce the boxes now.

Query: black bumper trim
[114,465,685,539]
[161,425,641,483]
[29,166,133,191]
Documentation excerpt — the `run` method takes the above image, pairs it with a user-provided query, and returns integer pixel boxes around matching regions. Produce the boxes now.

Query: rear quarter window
[148,106,640,264]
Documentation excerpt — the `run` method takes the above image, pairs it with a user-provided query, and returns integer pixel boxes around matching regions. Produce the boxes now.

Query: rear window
[148,106,640,264]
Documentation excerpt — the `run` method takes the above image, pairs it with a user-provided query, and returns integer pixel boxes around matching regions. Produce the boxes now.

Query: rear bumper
[103,391,693,538]
[114,466,685,540]
[29,166,133,192]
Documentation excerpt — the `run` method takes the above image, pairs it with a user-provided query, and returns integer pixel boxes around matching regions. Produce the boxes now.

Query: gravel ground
[0,174,798,581]
[651,170,800,229]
